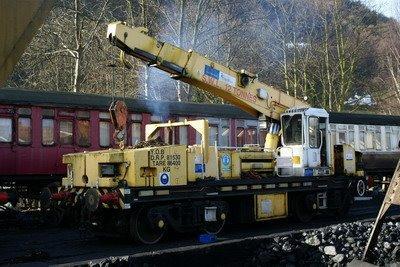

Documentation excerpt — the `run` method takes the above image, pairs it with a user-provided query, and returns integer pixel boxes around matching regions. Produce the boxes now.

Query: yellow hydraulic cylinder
[264,133,279,151]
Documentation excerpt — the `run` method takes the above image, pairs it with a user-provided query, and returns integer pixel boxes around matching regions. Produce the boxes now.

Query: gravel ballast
[87,218,400,267]
[251,219,400,266]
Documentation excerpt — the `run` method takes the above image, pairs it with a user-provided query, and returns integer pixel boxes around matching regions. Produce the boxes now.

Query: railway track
[0,196,394,266]
[0,206,43,230]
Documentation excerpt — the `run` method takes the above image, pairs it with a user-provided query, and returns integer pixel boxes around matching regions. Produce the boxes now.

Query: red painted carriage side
[188,116,197,145]
[0,105,16,176]
[89,110,100,151]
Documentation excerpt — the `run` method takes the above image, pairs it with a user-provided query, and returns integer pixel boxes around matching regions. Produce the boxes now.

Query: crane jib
[106,22,310,120]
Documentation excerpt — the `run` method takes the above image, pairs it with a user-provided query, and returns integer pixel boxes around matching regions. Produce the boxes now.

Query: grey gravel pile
[252,220,400,266]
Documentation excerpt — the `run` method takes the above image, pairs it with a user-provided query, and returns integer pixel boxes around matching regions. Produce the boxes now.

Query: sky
[360,0,399,19]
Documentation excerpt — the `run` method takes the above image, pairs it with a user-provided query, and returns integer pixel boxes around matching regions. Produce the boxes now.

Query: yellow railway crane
[52,22,365,244]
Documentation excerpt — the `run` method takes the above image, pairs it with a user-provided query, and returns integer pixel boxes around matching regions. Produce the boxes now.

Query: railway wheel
[356,179,366,197]
[44,207,64,226]
[130,207,166,244]
[203,211,226,235]
[293,194,315,223]
[39,187,52,210]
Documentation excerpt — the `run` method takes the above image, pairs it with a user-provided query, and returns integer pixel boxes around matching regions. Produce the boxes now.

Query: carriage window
[0,118,12,143]
[259,130,268,148]
[236,127,245,147]
[221,126,230,147]
[365,126,374,149]
[179,126,188,145]
[366,131,373,149]
[338,132,346,144]
[77,120,90,147]
[132,122,141,145]
[209,125,218,145]
[42,109,54,117]
[390,127,399,149]
[164,127,175,144]
[18,117,31,144]
[349,131,355,147]
[42,119,55,145]
[100,121,110,147]
[246,128,257,144]
[359,131,365,150]
[121,128,127,144]
[18,108,31,116]
[99,112,110,119]
[177,117,188,145]
[373,126,381,150]
[331,130,336,145]
[386,132,391,150]
[77,111,90,119]
[60,120,73,145]
[151,115,162,122]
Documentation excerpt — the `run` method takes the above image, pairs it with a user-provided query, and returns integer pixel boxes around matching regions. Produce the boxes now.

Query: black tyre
[203,215,226,235]
[39,187,52,210]
[130,207,165,244]
[44,207,64,226]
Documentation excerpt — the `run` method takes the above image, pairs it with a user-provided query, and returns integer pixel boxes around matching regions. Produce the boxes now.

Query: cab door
[307,116,322,168]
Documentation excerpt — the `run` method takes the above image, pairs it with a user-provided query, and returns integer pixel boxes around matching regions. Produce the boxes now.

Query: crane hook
[109,100,128,149]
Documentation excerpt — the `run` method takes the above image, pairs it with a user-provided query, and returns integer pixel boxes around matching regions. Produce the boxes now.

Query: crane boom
[107,22,308,120]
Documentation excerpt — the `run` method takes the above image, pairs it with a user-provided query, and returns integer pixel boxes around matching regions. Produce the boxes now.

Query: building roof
[329,112,400,126]
[1,88,399,126]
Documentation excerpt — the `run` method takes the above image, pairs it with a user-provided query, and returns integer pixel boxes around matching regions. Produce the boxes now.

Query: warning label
[150,148,181,167]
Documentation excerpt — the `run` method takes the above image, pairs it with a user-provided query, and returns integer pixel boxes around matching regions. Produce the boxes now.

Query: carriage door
[307,116,322,168]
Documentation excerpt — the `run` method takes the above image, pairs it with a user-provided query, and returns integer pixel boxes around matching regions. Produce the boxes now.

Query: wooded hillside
[6,0,400,114]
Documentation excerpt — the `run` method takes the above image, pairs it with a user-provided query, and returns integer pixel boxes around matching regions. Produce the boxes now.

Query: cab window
[308,117,320,148]
[282,114,303,146]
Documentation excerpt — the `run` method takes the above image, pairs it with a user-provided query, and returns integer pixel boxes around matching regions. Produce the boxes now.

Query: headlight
[99,164,119,177]
[67,164,73,179]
